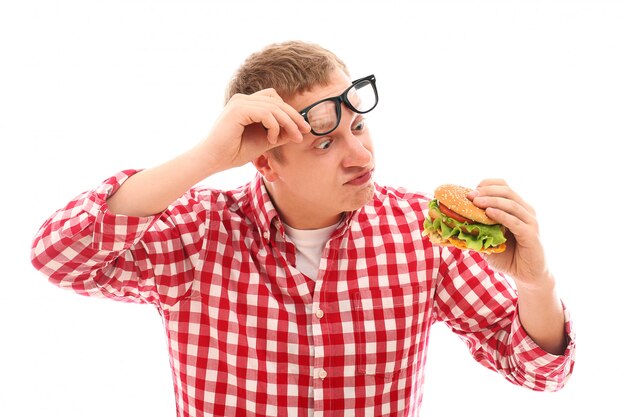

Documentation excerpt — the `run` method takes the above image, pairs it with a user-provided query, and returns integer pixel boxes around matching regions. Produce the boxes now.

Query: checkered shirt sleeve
[434,246,575,391]
[30,169,203,306]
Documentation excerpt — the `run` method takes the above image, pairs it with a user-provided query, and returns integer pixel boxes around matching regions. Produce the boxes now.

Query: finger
[252,89,311,134]
[474,182,535,214]
[245,102,303,144]
[475,178,508,188]
[484,206,538,248]
[267,106,305,143]
[467,179,508,201]
[485,207,526,241]
[474,194,536,228]
[263,117,280,144]
[243,106,281,144]
[254,87,281,99]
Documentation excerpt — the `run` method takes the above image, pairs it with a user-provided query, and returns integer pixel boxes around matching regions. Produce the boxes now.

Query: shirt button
[263,231,270,240]
[315,309,324,319]
[318,369,328,379]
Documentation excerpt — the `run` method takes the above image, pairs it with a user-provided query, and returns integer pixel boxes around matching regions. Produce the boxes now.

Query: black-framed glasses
[299,74,378,136]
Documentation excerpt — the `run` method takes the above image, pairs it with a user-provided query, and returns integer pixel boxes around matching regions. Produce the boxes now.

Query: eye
[352,118,366,132]
[314,138,333,150]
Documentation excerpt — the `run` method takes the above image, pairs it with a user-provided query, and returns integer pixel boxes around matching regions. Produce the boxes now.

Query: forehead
[287,69,352,111]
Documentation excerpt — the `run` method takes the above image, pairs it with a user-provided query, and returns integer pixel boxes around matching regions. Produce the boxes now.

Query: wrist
[515,272,560,312]
[183,146,227,180]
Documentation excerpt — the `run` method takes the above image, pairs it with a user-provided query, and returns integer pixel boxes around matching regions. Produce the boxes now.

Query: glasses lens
[306,100,339,135]
[347,79,377,113]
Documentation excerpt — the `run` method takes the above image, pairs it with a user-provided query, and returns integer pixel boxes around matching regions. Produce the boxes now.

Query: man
[31,41,575,416]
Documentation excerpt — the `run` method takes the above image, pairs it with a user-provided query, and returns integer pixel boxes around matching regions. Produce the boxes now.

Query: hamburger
[422,184,507,254]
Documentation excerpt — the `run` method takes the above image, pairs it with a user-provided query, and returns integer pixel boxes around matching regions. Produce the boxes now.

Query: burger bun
[434,184,497,225]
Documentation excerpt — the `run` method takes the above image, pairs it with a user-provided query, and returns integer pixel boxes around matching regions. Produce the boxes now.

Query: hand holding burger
[428,180,568,356]
[422,184,507,254]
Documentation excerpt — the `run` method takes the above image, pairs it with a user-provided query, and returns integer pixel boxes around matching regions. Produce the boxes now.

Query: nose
[340,131,373,168]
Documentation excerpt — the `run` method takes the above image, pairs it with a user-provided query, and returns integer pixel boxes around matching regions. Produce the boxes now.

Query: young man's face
[256,68,376,229]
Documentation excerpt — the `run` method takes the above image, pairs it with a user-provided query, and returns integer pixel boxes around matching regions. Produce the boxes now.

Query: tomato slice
[438,202,475,224]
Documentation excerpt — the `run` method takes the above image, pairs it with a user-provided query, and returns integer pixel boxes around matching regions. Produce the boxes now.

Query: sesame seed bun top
[434,184,498,225]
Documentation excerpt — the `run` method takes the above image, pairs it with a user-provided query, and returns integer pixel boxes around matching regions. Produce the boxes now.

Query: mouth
[345,169,374,186]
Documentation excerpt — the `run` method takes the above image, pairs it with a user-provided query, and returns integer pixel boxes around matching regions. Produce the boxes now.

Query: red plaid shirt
[31,170,575,417]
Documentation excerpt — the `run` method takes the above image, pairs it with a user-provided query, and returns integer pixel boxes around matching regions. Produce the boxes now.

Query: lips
[345,169,374,186]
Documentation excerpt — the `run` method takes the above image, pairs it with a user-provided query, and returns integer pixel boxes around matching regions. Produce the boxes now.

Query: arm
[468,179,568,355]
[107,89,310,217]
[31,89,309,302]
[434,248,575,391]
[30,170,188,304]
[515,274,567,354]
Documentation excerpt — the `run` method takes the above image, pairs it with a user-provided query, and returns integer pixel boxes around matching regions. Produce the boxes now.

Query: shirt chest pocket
[351,283,426,380]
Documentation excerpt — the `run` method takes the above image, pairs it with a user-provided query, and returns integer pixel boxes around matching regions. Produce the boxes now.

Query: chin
[346,184,375,211]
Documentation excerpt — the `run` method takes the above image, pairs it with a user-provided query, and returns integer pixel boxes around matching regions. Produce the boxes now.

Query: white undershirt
[282,222,339,280]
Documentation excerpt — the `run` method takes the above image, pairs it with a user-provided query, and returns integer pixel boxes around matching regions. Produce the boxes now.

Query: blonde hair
[225,40,349,104]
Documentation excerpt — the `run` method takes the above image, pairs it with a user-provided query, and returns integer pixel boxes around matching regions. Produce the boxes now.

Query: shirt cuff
[510,301,576,388]
[82,169,158,252]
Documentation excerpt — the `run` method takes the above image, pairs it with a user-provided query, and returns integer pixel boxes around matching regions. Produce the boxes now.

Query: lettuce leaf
[423,199,506,251]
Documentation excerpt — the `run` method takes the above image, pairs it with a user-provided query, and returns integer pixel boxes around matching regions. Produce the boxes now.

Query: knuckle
[261,108,275,119]
[261,87,278,96]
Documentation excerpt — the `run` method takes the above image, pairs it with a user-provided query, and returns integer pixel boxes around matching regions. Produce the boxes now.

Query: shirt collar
[248,172,281,239]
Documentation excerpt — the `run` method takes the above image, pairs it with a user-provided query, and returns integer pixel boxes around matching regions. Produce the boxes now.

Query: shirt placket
[310,234,343,417]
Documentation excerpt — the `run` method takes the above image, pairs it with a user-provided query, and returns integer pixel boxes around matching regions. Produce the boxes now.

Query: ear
[252,152,280,182]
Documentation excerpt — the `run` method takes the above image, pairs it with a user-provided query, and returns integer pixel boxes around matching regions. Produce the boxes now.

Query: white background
[1,0,624,416]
